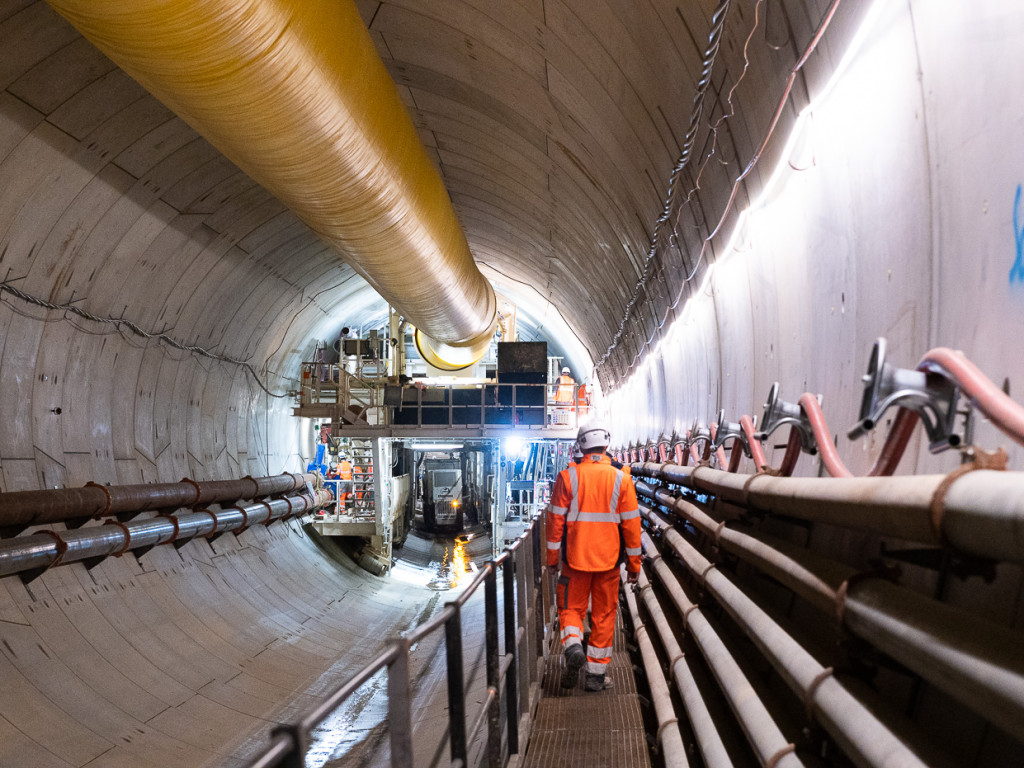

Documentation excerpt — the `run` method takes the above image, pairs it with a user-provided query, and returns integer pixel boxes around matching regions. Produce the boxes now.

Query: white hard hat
[561,366,570,374]
[577,421,610,452]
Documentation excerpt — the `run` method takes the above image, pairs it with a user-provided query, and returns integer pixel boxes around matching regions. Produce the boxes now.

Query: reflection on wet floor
[304,548,473,766]
[427,535,471,590]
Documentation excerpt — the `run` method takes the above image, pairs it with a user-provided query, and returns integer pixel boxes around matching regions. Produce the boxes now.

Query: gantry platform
[523,615,651,768]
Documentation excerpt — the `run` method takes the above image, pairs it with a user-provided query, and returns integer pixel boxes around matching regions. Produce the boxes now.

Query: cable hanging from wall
[596,0,843,379]
[0,278,290,399]
[593,0,734,375]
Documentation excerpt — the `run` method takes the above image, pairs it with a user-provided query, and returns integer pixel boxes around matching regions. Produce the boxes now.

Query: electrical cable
[598,0,843,378]
[0,281,290,398]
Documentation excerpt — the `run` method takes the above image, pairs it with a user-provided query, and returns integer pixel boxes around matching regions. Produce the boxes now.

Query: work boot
[584,672,614,692]
[560,645,586,689]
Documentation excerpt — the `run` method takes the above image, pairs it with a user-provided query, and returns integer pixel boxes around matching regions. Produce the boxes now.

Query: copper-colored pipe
[799,393,853,478]
[868,407,919,476]
[708,422,729,468]
[739,414,767,469]
[800,394,918,478]
[0,472,311,531]
[919,347,1024,446]
[47,0,496,366]
[776,427,802,477]
[728,442,743,473]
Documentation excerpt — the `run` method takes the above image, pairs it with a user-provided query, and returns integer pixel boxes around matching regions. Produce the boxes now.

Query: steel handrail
[247,512,551,768]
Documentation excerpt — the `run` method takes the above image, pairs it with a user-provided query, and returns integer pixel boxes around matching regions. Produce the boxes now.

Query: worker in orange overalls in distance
[554,366,576,408]
[546,422,642,692]
[338,455,353,507]
[577,381,590,416]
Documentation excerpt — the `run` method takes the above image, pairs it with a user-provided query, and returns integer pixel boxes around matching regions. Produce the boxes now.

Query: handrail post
[484,564,501,767]
[531,519,546,660]
[445,602,468,766]
[515,540,530,716]
[502,555,520,754]
[388,637,414,766]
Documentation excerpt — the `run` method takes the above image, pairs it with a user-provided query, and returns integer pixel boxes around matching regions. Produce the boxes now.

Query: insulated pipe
[919,347,1024,446]
[0,472,312,530]
[641,532,805,768]
[799,396,918,478]
[0,491,329,578]
[639,481,1024,735]
[634,461,1024,564]
[642,511,930,768]
[633,568,734,768]
[739,415,767,469]
[776,427,802,477]
[47,0,497,368]
[621,569,689,768]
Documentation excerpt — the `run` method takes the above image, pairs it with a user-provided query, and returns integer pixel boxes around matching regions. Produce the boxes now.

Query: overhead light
[412,443,464,451]
[503,437,527,457]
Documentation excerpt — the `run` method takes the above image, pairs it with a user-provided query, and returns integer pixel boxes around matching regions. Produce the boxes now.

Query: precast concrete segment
[637,482,1024,741]
[0,490,330,577]
[0,518,443,767]
[635,462,1024,564]
[642,514,930,768]
[45,0,497,360]
[0,472,311,529]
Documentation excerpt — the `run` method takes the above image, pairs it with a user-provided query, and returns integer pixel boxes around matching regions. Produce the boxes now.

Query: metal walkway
[523,616,651,768]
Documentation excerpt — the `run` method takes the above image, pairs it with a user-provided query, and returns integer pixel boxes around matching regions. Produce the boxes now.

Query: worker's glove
[626,570,640,585]
[548,561,561,577]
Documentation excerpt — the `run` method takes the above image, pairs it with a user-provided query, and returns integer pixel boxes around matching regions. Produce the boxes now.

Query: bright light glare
[503,437,527,457]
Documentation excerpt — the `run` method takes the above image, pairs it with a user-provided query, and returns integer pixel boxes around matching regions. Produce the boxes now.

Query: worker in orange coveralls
[546,421,642,691]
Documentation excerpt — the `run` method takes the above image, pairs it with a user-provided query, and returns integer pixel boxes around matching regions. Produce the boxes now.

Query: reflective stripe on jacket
[546,453,642,572]
[339,461,353,481]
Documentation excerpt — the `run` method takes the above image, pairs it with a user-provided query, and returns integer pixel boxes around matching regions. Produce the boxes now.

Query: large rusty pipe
[0,490,330,578]
[633,461,1024,564]
[639,481,1024,736]
[642,513,930,768]
[46,0,496,368]
[0,472,312,530]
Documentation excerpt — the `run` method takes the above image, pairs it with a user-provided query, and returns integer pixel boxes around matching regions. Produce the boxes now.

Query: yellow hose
[47,0,495,366]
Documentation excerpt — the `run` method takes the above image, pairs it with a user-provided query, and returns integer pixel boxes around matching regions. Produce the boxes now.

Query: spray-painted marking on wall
[1010,184,1024,284]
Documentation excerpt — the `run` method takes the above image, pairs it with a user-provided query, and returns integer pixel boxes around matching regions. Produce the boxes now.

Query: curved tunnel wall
[609,1,1024,474]
[1,1,1022,766]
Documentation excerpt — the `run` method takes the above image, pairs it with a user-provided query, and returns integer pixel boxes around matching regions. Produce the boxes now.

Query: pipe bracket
[765,743,796,768]
[928,447,1007,542]
[84,481,112,519]
[180,477,202,507]
[803,666,834,720]
[102,519,133,556]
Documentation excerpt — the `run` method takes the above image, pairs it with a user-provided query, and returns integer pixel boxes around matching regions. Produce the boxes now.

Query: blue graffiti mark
[1010,184,1024,284]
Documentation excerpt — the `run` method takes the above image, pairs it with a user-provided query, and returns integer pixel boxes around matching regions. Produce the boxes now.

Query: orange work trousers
[556,562,619,675]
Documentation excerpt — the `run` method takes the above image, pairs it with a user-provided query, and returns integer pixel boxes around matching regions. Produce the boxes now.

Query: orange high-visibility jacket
[339,460,353,481]
[554,374,575,403]
[546,453,642,572]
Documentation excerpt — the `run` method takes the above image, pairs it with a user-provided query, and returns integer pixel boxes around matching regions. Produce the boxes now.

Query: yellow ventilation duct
[47,0,496,369]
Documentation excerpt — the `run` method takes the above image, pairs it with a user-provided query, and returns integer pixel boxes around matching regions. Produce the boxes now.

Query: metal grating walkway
[522,615,652,768]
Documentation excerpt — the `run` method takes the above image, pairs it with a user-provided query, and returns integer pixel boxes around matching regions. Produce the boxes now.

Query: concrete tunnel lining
[1,0,1023,766]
